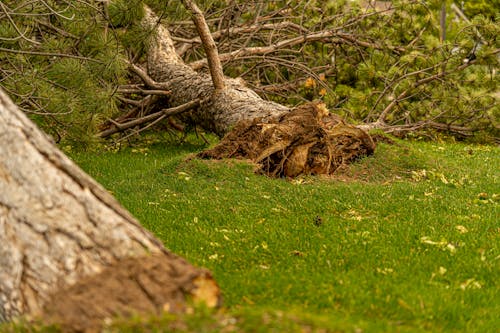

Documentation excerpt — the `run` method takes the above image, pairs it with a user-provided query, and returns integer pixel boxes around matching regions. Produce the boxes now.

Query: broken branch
[181,0,225,91]
[98,99,201,138]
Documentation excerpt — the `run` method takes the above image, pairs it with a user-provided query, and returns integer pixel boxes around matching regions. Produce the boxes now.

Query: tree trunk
[142,7,375,178]
[0,89,219,331]
[143,7,289,137]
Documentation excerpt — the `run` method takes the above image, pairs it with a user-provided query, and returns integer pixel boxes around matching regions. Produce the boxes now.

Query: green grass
[3,138,499,332]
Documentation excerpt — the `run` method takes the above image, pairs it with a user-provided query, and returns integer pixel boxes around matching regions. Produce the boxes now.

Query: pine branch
[0,47,102,63]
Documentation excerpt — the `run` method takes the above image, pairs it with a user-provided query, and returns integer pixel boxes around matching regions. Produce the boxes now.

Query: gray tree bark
[0,89,219,330]
[143,7,290,137]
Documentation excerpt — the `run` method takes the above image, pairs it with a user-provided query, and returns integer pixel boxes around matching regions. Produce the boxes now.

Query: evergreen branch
[375,48,500,125]
[33,18,78,39]
[366,61,448,122]
[0,47,103,63]
[0,1,41,45]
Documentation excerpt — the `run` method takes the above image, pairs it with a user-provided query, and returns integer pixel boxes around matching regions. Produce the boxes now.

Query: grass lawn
[4,137,499,332]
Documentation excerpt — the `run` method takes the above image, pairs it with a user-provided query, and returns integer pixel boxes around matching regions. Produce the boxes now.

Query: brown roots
[199,102,376,177]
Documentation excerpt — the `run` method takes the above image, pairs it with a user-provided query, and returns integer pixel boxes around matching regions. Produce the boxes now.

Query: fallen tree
[100,1,377,178]
[99,1,498,146]
[2,1,497,148]
[0,89,220,331]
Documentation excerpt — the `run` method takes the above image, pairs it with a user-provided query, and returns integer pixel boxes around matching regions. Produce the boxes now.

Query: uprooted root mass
[199,103,376,177]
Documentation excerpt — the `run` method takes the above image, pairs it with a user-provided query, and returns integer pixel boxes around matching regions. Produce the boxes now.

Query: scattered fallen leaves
[290,250,304,257]
[460,278,482,290]
[411,169,471,186]
[397,299,413,312]
[178,171,191,181]
[420,236,459,254]
[131,147,149,155]
[477,192,488,200]
[376,267,394,275]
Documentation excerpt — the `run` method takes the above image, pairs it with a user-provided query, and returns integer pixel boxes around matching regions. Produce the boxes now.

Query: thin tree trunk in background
[0,89,219,331]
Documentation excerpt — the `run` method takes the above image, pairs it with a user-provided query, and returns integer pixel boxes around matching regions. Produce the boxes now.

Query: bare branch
[180,0,225,90]
[98,99,202,138]
[175,21,309,56]
[189,30,395,70]
[128,63,171,90]
[0,47,103,63]
[117,88,171,96]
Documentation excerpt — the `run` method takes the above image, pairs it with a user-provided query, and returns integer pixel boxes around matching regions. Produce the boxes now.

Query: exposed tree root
[199,102,375,177]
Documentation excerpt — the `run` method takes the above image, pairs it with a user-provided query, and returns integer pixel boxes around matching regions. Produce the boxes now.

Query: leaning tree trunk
[143,6,289,137]
[140,5,375,178]
[0,90,219,331]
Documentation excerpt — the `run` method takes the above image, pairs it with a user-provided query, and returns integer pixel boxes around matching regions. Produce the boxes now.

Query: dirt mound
[41,253,219,332]
[199,102,376,177]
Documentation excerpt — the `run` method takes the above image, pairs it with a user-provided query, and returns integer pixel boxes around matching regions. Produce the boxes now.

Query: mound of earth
[199,102,376,177]
[41,254,219,332]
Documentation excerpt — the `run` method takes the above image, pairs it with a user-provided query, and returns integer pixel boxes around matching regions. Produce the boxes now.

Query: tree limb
[180,0,225,91]
[189,30,397,70]
[175,21,309,56]
[98,99,201,138]
[128,63,171,90]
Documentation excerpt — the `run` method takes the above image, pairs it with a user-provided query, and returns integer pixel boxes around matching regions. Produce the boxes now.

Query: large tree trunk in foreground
[141,7,375,177]
[0,90,219,331]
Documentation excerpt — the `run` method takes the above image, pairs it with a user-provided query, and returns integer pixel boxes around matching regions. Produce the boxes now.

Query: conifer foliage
[0,0,498,145]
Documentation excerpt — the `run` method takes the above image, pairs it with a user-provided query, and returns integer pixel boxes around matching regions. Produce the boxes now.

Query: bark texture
[0,89,219,330]
[144,7,290,137]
